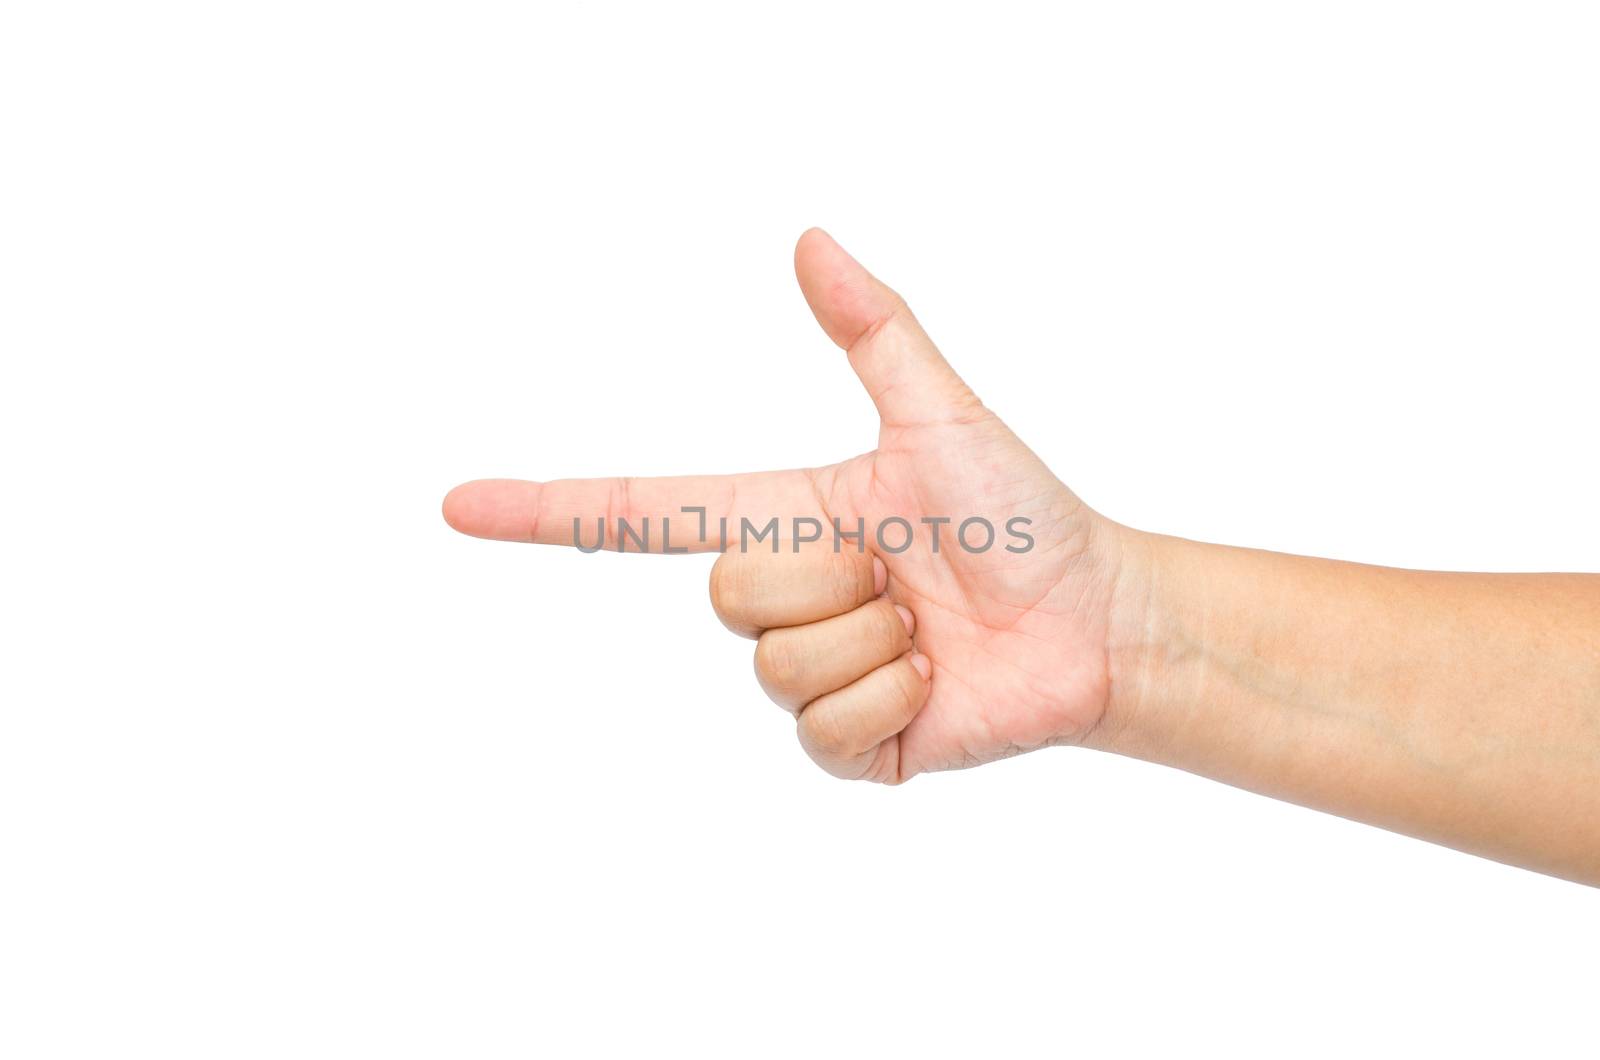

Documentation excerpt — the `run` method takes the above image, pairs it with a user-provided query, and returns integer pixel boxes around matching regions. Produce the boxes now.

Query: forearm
[1095,530,1600,884]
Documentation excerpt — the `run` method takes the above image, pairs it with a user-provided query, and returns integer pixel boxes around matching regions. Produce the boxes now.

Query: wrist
[1086,526,1202,758]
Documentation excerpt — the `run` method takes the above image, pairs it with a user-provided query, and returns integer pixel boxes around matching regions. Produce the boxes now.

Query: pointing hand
[443,229,1130,783]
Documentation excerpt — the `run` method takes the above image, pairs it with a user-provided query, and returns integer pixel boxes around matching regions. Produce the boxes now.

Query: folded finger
[710,546,884,638]
[754,599,915,712]
[797,654,931,781]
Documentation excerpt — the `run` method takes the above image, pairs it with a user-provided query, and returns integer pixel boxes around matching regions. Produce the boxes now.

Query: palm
[808,413,1114,775]
[444,229,1122,779]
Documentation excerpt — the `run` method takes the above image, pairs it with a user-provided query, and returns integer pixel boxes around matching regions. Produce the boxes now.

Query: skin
[443,229,1600,885]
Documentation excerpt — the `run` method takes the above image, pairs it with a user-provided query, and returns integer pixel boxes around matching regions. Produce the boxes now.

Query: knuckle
[754,632,804,695]
[708,555,735,616]
[800,706,856,761]
[709,553,755,627]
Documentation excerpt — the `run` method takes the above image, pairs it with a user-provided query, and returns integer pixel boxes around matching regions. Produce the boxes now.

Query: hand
[442,230,1600,881]
[443,229,1134,782]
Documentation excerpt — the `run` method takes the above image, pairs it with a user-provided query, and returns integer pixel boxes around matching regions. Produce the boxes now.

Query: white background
[3,1,1597,1056]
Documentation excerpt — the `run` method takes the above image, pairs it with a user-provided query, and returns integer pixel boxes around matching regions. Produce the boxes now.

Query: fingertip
[793,227,895,350]
[872,555,888,595]
[792,226,835,287]
[793,225,855,276]
[441,478,542,542]
[441,482,474,533]
[794,226,833,258]
[909,652,931,680]
[894,604,915,636]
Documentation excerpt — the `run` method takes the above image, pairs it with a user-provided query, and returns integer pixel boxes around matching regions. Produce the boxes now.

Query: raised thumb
[793,228,980,427]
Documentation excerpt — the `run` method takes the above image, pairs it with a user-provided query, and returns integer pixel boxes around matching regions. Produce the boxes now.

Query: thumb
[793,228,981,427]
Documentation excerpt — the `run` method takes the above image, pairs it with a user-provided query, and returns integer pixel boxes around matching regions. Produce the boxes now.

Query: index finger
[441,471,821,554]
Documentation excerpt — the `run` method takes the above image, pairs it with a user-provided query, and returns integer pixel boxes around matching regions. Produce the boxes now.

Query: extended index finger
[441,471,822,553]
